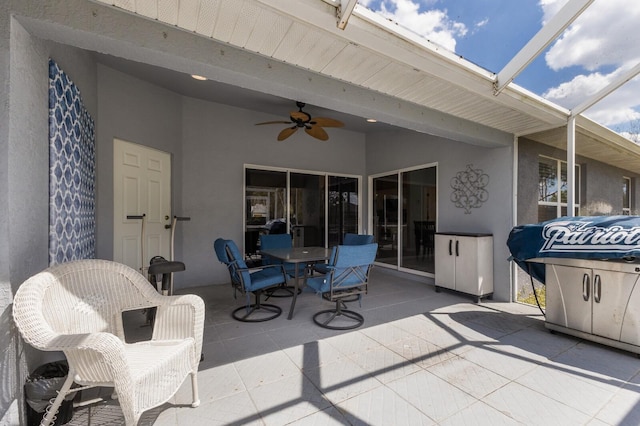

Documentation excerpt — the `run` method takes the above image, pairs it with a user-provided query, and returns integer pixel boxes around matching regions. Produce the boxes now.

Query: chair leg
[312,300,364,330]
[40,374,75,426]
[265,284,301,299]
[190,371,200,408]
[232,291,282,322]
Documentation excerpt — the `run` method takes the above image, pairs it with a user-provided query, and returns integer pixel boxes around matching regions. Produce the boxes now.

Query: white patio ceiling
[92,0,640,169]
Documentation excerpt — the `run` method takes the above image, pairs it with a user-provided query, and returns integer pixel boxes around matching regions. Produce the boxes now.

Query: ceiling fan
[255,101,344,141]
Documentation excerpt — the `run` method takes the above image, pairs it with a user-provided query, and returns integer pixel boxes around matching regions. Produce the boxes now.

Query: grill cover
[507,216,640,284]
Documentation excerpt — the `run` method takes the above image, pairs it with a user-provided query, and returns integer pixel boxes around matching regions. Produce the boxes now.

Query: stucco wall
[180,97,367,287]
[2,14,98,424]
[94,67,367,288]
[95,65,183,262]
[518,137,640,225]
[366,130,515,302]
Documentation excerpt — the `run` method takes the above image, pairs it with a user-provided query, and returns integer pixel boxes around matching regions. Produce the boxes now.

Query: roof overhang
[82,0,639,167]
[523,116,640,172]
[90,0,569,135]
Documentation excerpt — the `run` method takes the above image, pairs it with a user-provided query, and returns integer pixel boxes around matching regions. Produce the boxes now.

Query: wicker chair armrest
[55,332,130,383]
[48,331,124,352]
[152,294,205,363]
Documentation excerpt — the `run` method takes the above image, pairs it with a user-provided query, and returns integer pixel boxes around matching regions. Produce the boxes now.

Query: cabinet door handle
[448,239,452,256]
[455,240,459,257]
[594,274,601,303]
[582,273,590,302]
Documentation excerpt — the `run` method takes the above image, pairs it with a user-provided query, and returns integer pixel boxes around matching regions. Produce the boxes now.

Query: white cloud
[544,67,640,126]
[361,0,640,129]
[360,0,466,51]
[543,0,640,72]
[540,0,640,127]
[475,18,489,29]
[539,0,570,24]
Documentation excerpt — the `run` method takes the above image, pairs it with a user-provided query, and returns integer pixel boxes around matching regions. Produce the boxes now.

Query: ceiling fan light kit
[255,101,344,141]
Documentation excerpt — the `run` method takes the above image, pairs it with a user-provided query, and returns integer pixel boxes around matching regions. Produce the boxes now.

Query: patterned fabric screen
[48,58,96,265]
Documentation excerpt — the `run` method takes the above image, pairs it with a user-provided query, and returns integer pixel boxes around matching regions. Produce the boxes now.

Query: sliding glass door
[245,167,360,257]
[401,167,436,273]
[372,174,399,267]
[245,169,287,257]
[290,172,325,248]
[328,176,359,247]
[371,164,437,275]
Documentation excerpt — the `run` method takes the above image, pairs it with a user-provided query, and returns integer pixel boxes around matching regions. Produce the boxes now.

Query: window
[538,155,580,221]
[244,166,360,257]
[623,176,631,215]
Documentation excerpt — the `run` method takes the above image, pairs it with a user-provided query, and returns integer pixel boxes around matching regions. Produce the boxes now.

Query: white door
[114,138,171,274]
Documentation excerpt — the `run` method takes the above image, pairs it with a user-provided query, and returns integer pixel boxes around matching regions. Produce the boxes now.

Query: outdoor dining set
[214,233,378,330]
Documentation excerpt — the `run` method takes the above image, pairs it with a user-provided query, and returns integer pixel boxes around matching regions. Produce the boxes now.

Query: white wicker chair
[12,259,205,426]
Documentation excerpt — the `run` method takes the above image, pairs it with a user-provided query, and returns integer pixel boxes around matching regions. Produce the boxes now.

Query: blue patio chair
[306,243,377,330]
[259,234,304,297]
[314,233,375,275]
[343,233,374,245]
[214,238,285,322]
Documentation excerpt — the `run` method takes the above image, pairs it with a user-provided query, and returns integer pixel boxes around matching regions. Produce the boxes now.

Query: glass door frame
[244,164,363,251]
[368,162,438,278]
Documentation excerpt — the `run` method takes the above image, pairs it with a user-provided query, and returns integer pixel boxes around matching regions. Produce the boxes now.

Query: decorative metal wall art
[49,58,96,265]
[450,164,489,214]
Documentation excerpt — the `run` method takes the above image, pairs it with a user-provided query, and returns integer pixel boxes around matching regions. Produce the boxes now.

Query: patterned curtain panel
[48,58,96,265]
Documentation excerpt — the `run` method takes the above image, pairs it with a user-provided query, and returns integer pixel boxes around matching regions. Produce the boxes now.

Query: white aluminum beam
[337,0,358,29]
[494,0,595,95]
[567,117,576,217]
[571,62,640,117]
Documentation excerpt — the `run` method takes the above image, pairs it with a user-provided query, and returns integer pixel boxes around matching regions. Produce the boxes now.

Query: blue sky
[358,0,640,139]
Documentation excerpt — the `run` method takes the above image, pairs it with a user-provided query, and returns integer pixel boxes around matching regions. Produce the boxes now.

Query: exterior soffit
[88,0,640,166]
[92,0,570,137]
[523,120,640,173]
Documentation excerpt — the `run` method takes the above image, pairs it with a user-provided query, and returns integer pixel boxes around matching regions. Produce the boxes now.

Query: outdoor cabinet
[544,258,640,353]
[434,233,493,302]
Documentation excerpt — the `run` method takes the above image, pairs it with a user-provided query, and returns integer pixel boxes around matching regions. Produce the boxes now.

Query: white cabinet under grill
[434,233,493,302]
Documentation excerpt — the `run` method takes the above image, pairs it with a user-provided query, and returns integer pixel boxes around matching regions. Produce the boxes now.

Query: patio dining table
[260,246,332,320]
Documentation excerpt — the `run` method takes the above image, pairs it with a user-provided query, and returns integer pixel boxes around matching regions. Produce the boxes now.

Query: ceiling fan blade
[305,125,329,141]
[278,127,298,141]
[255,121,292,125]
[310,117,344,128]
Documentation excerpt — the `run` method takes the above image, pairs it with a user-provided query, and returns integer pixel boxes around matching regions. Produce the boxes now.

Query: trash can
[24,360,75,426]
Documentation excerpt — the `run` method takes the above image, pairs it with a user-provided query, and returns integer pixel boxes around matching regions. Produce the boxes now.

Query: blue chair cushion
[216,238,287,293]
[247,266,287,292]
[260,234,292,252]
[314,235,375,274]
[343,234,374,245]
[307,274,331,294]
[260,234,306,277]
[308,244,377,293]
[214,238,230,263]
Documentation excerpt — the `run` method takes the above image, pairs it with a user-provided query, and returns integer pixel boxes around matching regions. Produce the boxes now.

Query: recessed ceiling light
[191,74,207,81]
[366,118,377,123]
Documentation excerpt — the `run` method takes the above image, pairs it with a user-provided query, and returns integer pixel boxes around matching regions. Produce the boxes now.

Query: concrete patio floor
[67,268,640,425]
